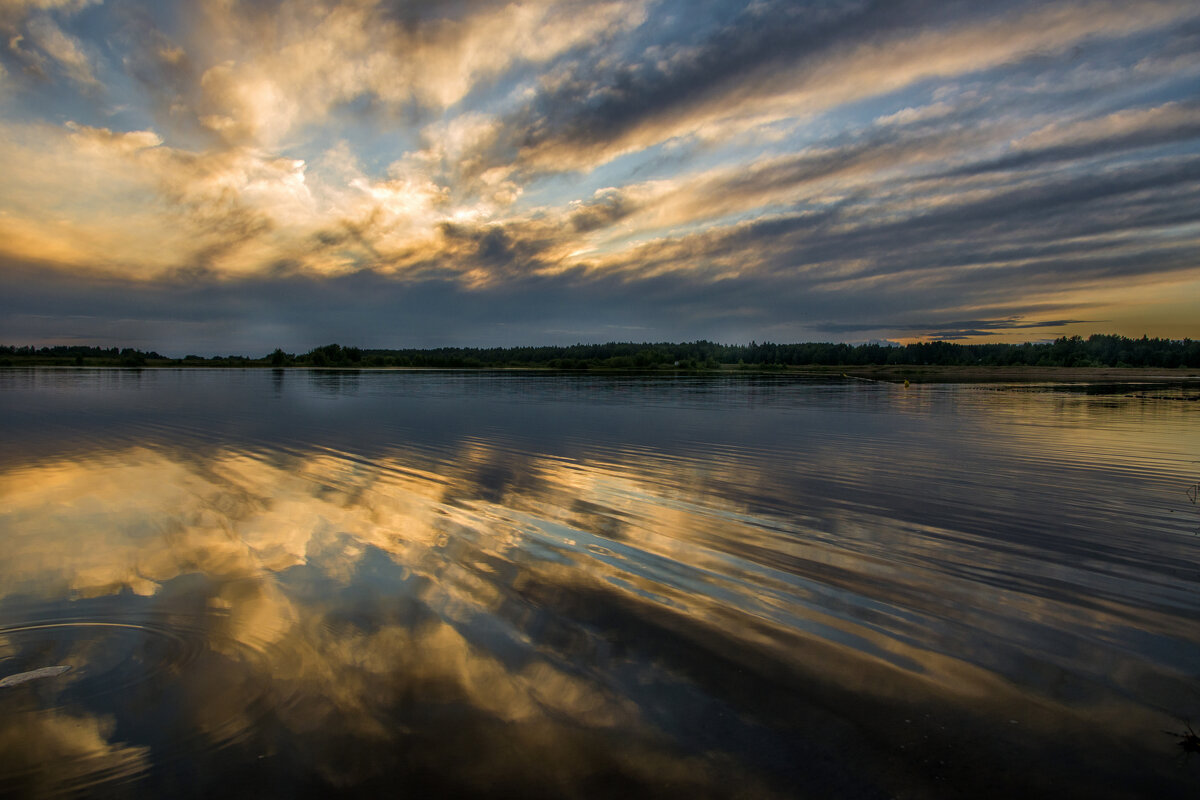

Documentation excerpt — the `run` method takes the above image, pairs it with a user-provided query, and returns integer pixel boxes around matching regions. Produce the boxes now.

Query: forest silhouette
[4,334,1199,370]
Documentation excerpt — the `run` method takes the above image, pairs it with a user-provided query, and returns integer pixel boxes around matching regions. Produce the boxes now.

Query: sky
[1,0,1198,355]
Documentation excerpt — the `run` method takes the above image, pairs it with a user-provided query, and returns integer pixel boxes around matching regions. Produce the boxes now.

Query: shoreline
[803,364,1200,383]
[5,363,1200,383]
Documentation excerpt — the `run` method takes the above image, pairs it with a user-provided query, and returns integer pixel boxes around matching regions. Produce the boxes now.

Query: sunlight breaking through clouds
[0,0,1198,350]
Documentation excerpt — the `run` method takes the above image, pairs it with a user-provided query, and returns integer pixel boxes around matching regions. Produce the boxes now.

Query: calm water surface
[1,368,1198,798]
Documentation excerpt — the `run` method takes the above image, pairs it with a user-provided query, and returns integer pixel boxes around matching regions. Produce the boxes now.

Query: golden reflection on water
[1,443,801,795]
[1,380,1198,797]
[0,707,150,795]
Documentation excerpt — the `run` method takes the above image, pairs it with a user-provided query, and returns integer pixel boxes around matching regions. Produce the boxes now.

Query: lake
[1,368,1198,798]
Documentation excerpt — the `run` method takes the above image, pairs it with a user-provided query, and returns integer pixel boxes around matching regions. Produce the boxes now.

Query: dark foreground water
[1,368,1199,799]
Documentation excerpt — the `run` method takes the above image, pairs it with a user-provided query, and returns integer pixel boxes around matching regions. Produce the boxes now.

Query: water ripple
[2,370,1199,797]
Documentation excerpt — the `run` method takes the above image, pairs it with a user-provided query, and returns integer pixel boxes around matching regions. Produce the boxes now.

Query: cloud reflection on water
[1,373,1198,796]
[1,442,804,795]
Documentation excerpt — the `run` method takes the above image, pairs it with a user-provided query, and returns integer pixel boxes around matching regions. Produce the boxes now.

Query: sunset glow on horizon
[2,0,1199,354]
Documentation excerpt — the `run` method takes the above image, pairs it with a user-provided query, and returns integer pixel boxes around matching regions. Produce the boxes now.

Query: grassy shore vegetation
[3,335,1199,373]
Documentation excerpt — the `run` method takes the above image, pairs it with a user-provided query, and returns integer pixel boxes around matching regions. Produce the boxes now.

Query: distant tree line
[278,334,1200,369]
[0,344,165,367]
[3,335,1199,369]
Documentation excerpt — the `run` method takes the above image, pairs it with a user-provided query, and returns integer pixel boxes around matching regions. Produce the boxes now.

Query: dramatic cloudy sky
[2,0,1199,353]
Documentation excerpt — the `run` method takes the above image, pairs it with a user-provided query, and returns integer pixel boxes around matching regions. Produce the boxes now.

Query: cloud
[837,317,1091,340]
[1,0,1199,348]
[0,1,102,89]
[182,0,647,148]
[1018,102,1200,149]
[24,13,97,87]
[469,0,1200,177]
[0,0,100,13]
[874,102,956,128]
